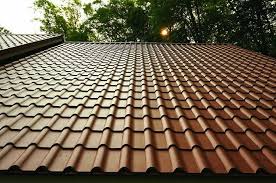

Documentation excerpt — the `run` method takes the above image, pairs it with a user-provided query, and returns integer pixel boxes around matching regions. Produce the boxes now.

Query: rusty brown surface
[0,42,275,174]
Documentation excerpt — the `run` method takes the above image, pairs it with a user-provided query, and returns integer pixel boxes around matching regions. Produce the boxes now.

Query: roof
[0,34,63,63]
[0,34,59,50]
[0,35,275,175]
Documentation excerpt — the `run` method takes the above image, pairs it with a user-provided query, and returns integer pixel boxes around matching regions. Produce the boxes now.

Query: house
[0,34,275,181]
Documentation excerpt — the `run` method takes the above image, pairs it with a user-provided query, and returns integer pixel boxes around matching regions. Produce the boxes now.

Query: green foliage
[34,0,95,41]
[0,27,11,34]
[34,0,276,57]
[89,0,150,41]
[229,0,276,56]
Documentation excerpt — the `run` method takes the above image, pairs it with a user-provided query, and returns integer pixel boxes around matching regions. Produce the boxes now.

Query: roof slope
[0,34,59,50]
[0,41,275,174]
[0,34,63,63]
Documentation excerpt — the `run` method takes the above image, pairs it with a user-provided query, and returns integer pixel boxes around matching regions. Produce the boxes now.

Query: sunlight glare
[160,28,169,37]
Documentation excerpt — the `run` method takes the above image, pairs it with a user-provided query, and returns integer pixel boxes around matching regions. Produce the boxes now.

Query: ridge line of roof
[65,41,230,45]
[63,41,276,60]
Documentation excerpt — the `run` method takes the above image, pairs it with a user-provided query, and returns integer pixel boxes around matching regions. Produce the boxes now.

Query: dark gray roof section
[0,34,59,50]
[0,34,64,64]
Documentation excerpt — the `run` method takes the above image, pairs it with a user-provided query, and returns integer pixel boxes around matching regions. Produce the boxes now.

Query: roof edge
[65,41,230,45]
[0,173,275,183]
[226,44,276,60]
[0,34,64,65]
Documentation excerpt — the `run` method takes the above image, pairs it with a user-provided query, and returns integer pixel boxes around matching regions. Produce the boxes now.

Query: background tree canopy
[34,0,276,57]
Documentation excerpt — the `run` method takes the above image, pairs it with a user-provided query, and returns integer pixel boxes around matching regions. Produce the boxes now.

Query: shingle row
[0,104,274,121]
[1,115,274,133]
[0,145,275,173]
[0,127,275,150]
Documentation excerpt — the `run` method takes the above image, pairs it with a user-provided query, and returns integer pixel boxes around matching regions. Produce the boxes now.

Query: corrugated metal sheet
[0,41,275,174]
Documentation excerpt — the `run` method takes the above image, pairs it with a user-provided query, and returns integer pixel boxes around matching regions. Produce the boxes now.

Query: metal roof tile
[0,39,275,174]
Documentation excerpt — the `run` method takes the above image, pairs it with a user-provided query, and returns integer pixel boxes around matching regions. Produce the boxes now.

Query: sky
[0,0,43,34]
[0,0,107,34]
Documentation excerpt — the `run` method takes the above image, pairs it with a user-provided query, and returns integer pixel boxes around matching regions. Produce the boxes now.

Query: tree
[34,0,95,41]
[0,27,11,34]
[34,0,276,57]
[228,0,276,56]
[140,0,276,56]
[90,0,151,41]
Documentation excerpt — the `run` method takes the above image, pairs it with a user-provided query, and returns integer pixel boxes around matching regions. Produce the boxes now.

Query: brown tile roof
[0,39,275,174]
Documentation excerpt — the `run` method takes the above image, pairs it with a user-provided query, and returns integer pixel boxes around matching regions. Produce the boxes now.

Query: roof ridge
[65,41,230,45]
